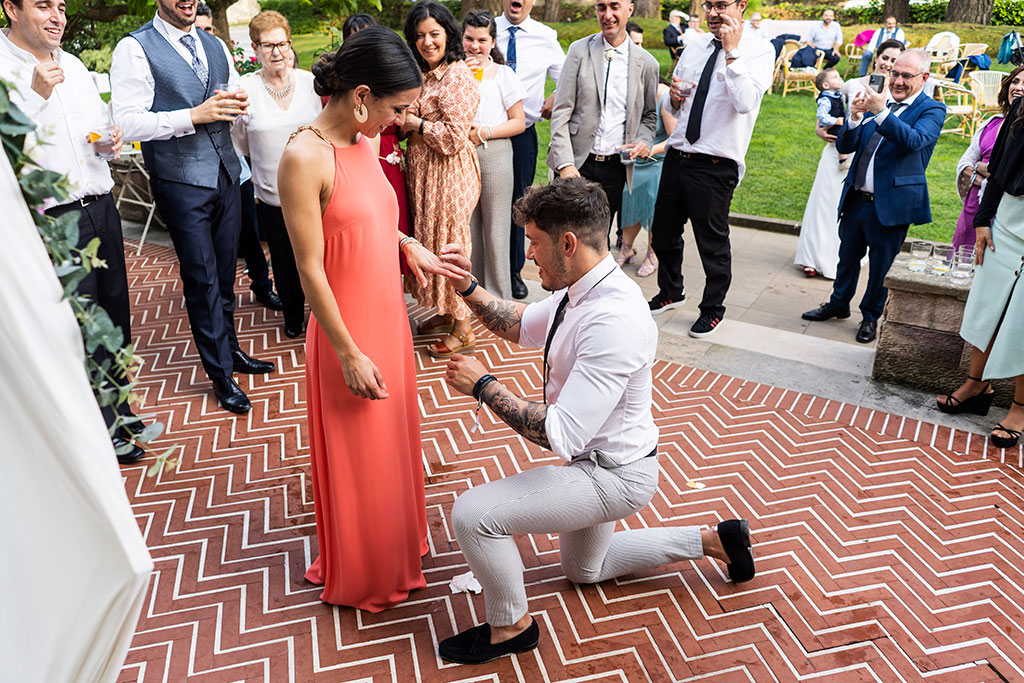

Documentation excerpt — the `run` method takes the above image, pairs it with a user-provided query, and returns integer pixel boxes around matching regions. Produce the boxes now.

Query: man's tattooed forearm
[481,382,550,449]
[467,298,521,333]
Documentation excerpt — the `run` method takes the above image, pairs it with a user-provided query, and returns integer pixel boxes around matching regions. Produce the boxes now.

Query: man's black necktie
[685,39,722,145]
[853,101,906,190]
[541,293,570,404]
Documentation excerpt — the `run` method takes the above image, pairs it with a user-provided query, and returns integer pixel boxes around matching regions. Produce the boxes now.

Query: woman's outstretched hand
[438,243,474,292]
[404,241,470,289]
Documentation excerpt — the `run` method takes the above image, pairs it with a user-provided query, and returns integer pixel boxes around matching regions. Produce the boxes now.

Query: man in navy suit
[802,49,945,343]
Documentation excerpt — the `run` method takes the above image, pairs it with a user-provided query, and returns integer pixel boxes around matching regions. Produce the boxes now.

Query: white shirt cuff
[873,108,891,126]
[170,108,196,137]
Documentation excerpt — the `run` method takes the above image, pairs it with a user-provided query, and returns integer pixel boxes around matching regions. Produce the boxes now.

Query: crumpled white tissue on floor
[449,570,482,594]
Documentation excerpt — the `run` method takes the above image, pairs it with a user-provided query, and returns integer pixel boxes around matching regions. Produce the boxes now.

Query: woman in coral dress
[401,1,482,358]
[278,28,461,612]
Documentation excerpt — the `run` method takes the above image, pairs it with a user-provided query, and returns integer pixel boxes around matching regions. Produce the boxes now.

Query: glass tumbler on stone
[929,245,954,276]
[908,241,932,272]
[951,245,975,283]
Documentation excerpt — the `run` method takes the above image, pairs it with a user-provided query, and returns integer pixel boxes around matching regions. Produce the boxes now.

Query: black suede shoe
[856,319,877,343]
[252,288,283,311]
[213,377,252,414]
[717,519,755,583]
[511,273,528,300]
[801,303,851,321]
[438,618,540,665]
[232,350,276,374]
[112,436,145,465]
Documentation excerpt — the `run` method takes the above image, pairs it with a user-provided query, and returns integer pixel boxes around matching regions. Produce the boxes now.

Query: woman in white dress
[794,40,905,279]
[233,11,323,337]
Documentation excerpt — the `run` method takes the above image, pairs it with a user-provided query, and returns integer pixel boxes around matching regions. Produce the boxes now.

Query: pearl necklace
[261,71,293,101]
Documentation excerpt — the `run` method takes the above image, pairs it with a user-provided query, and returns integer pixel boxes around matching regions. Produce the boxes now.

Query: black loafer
[119,413,147,438]
[856,319,877,343]
[253,288,284,311]
[284,324,304,338]
[112,436,145,465]
[212,377,252,414]
[232,350,276,374]
[438,618,539,665]
[802,303,851,321]
[511,273,528,300]
[717,519,755,583]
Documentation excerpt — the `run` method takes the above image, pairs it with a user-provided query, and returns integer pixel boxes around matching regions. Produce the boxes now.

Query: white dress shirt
[666,31,775,179]
[591,38,629,156]
[0,29,113,205]
[868,26,907,50]
[518,254,659,465]
[110,12,238,143]
[850,87,922,193]
[495,15,565,125]
[232,69,322,206]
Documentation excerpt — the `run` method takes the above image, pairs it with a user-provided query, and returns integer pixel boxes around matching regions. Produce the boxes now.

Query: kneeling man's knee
[561,558,601,585]
[452,486,492,542]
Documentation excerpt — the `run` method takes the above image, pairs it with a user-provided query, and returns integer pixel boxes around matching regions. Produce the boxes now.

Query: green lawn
[293,19,996,242]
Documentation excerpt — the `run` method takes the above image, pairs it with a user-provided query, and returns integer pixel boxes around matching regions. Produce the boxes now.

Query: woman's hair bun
[312,51,342,97]
[309,27,423,99]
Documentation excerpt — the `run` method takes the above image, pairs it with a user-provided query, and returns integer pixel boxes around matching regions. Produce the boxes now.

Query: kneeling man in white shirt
[434,178,756,665]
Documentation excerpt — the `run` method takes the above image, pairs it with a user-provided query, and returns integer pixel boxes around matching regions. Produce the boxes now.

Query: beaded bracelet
[473,374,497,400]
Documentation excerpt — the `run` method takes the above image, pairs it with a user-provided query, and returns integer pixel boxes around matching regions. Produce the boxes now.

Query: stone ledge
[729,212,801,235]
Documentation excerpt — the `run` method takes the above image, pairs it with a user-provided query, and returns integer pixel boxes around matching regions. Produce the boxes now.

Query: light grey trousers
[469,138,513,301]
[451,454,704,626]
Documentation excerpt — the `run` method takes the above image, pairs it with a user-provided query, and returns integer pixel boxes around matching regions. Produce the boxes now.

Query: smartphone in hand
[868,73,885,93]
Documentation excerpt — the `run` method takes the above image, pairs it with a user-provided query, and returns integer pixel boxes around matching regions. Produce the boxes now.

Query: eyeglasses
[200,26,215,33]
[701,0,740,13]
[258,40,292,53]
[890,70,926,81]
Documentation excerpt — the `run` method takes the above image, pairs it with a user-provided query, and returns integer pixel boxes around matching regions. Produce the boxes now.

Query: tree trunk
[945,0,994,24]
[633,0,660,19]
[688,0,701,21]
[461,0,501,15]
[207,0,233,44]
[541,0,561,23]
[883,0,909,24]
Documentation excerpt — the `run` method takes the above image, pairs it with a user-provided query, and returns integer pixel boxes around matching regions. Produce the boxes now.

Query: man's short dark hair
[626,22,643,35]
[513,179,610,253]
[196,1,212,18]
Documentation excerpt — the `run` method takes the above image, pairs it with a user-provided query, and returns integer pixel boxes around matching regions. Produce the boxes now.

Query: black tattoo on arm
[465,296,523,341]
[481,381,550,449]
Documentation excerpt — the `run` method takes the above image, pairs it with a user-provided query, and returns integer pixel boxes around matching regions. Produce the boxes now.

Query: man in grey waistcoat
[111,0,275,414]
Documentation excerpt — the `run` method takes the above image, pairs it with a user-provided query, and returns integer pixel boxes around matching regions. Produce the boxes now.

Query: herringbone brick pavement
[117,242,1024,683]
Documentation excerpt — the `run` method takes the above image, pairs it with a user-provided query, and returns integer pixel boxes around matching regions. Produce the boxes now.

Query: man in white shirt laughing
[433,178,755,666]
[1,0,146,464]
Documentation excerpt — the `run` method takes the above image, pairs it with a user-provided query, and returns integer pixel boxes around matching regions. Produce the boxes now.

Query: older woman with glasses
[233,10,323,337]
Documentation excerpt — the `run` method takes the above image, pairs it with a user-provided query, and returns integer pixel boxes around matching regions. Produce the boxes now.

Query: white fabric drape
[0,150,152,681]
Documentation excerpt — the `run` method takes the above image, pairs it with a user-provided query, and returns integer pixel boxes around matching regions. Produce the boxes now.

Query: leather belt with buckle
[853,190,874,202]
[588,153,619,163]
[69,194,103,208]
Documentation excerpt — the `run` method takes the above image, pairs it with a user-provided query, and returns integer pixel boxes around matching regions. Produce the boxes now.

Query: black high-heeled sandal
[991,400,1024,449]
[937,374,995,416]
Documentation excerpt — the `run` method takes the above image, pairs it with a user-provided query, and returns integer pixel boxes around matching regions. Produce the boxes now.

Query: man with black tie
[548,0,660,247]
[802,49,945,343]
[647,0,774,338]
[432,179,755,666]
[495,0,565,299]
[111,0,275,414]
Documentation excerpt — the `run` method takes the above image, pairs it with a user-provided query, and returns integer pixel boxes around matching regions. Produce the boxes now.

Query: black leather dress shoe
[801,303,851,322]
[284,323,304,338]
[213,377,252,413]
[717,519,755,583]
[119,412,146,437]
[438,618,539,664]
[112,436,145,465]
[252,288,284,311]
[232,350,276,374]
[856,319,877,343]
[511,273,528,300]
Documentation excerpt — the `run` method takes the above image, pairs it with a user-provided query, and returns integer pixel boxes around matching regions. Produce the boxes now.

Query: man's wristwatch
[725,49,740,61]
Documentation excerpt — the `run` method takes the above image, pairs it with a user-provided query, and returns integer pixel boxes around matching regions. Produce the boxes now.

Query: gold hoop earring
[354,103,368,123]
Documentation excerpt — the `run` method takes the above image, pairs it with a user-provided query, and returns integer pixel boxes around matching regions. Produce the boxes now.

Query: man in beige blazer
[547,0,659,247]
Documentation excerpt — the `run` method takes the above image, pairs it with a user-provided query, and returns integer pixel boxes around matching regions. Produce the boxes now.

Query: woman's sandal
[637,249,658,277]
[991,400,1024,449]
[615,243,636,267]
[802,267,818,277]
[427,332,476,359]
[416,315,453,336]
[936,374,995,416]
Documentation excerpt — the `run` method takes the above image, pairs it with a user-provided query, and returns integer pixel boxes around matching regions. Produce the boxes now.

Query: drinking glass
[88,125,117,161]
[908,241,931,272]
[215,82,241,112]
[929,245,954,276]
[951,245,974,283]
[619,145,635,166]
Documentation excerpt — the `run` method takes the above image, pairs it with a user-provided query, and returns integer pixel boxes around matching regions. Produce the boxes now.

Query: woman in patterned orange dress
[402,1,482,358]
[278,28,463,612]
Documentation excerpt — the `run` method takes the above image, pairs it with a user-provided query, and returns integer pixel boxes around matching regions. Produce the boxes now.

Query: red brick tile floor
[117,242,1024,682]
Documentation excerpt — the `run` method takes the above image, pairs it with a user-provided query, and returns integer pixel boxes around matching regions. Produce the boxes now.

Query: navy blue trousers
[150,166,241,382]
[509,124,538,277]
[828,194,908,322]
[237,178,272,295]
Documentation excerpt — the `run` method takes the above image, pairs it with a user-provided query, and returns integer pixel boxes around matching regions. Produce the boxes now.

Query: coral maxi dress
[301,128,428,611]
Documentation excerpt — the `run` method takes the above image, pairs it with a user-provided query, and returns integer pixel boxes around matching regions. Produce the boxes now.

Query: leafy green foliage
[0,78,177,475]
[993,0,1024,24]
